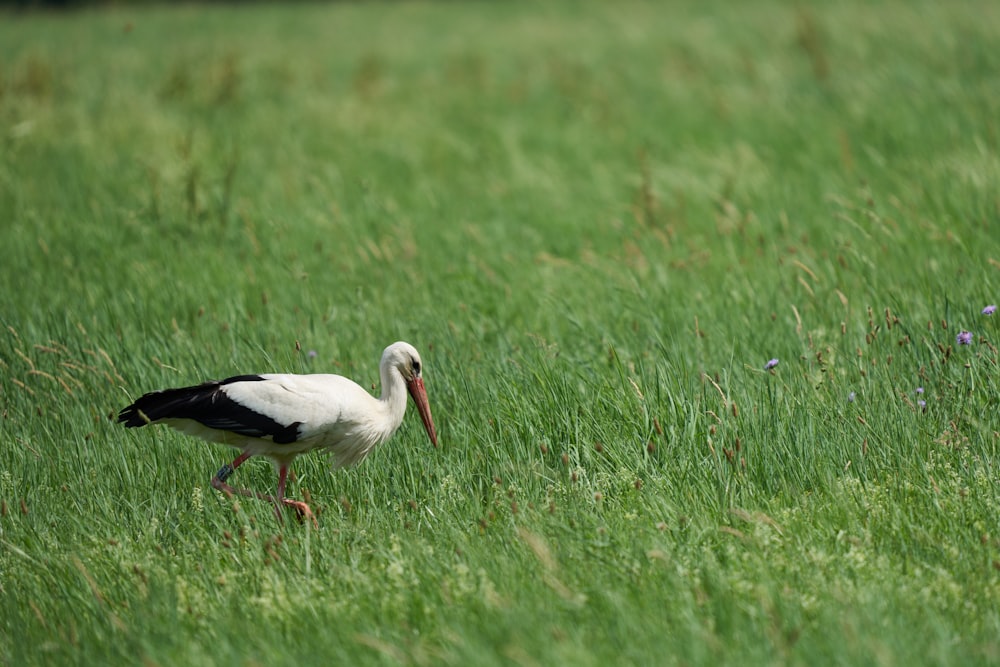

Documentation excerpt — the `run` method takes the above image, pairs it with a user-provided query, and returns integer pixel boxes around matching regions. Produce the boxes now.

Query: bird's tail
[118,383,219,427]
[118,375,299,444]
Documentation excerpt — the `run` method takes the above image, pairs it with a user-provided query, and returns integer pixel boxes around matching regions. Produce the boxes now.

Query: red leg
[276,465,288,500]
[210,453,315,526]
[275,464,316,527]
[210,451,263,500]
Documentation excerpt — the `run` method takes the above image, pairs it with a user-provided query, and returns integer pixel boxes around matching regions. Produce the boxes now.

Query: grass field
[2,1,999,664]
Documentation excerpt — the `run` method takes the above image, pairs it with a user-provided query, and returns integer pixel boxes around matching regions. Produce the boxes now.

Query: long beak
[406,377,438,448]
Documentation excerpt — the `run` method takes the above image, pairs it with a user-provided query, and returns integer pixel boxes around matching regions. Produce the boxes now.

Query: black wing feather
[118,375,301,444]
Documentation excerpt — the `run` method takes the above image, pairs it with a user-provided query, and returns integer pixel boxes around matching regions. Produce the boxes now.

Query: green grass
[2,1,1000,664]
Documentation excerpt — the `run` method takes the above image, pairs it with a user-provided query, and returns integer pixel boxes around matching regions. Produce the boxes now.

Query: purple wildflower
[307,349,318,358]
[916,387,924,394]
[956,331,973,346]
[983,305,997,316]
[917,399,926,409]
[764,358,779,371]
[847,392,856,403]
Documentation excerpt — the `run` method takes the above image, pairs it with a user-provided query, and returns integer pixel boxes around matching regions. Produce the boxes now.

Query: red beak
[406,377,438,448]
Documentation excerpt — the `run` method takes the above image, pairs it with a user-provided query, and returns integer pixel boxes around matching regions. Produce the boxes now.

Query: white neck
[378,363,409,435]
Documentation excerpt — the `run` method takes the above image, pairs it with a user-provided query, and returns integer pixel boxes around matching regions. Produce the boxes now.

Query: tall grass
[1,1,999,665]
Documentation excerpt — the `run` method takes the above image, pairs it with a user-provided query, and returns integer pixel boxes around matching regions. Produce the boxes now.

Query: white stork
[118,341,438,523]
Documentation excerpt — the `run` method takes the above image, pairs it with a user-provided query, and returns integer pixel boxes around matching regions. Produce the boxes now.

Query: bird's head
[382,341,438,448]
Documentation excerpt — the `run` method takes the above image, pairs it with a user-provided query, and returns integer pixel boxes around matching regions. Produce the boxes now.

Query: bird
[118,341,438,523]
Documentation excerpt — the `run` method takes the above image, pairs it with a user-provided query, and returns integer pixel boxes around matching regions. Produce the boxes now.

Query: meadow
[1,1,999,664]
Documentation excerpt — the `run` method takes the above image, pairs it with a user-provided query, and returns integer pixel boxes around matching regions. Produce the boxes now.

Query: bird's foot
[279,498,317,528]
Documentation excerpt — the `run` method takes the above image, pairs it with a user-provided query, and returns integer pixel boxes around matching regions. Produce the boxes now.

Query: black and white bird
[118,341,438,523]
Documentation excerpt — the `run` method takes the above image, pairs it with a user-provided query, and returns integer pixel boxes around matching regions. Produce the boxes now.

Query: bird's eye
[412,360,421,375]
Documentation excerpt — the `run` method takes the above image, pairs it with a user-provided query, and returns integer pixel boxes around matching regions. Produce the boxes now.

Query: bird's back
[246,374,393,467]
